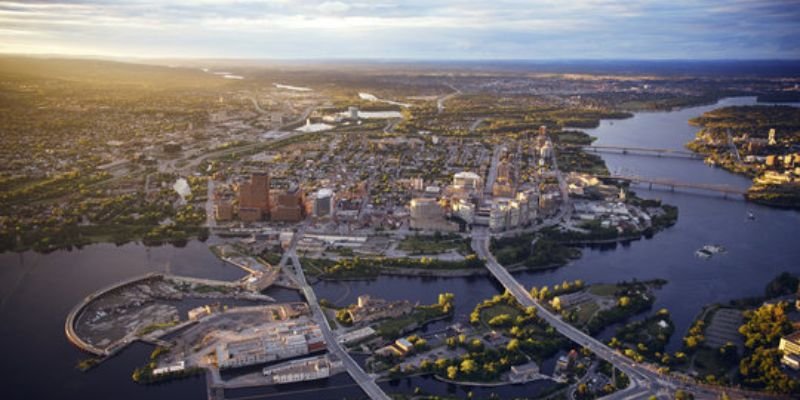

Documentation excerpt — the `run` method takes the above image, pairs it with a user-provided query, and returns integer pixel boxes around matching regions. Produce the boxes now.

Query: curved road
[471,228,786,400]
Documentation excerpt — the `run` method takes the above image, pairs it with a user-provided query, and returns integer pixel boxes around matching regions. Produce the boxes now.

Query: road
[281,224,390,400]
[437,83,461,114]
[205,179,217,228]
[471,227,786,400]
[726,128,742,164]
[471,229,657,399]
[484,145,503,196]
[469,117,486,133]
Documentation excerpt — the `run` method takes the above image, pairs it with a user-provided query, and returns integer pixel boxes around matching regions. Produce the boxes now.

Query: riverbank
[686,104,800,209]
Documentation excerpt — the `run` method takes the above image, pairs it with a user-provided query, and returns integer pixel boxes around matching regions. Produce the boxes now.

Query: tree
[488,314,512,327]
[470,310,481,325]
[507,338,520,352]
[551,296,562,311]
[420,359,433,371]
[470,339,484,352]
[683,336,700,350]
[737,302,797,394]
[447,365,458,380]
[438,292,455,313]
[460,358,477,375]
[577,383,589,396]
[539,286,550,300]
[674,390,693,400]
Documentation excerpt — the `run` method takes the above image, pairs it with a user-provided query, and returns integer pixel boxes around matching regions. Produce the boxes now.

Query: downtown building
[238,172,271,222]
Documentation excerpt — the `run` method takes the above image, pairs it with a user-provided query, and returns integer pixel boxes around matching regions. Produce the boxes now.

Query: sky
[0,0,799,60]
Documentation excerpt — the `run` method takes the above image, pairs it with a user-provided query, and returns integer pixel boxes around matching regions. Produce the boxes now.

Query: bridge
[581,145,704,160]
[280,224,391,400]
[598,175,747,198]
[471,229,786,400]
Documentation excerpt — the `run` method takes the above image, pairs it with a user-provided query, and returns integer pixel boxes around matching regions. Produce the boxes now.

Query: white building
[451,198,476,224]
[453,171,483,192]
[262,355,342,384]
[312,188,335,218]
[215,322,325,369]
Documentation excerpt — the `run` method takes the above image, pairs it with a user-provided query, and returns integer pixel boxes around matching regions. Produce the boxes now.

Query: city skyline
[1,0,799,60]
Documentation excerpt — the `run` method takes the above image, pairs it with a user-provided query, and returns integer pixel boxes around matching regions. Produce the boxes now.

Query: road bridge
[472,230,788,399]
[281,225,390,400]
[581,145,704,160]
[598,175,747,198]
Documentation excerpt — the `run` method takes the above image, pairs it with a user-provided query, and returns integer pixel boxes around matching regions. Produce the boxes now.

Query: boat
[702,244,726,254]
[695,249,712,259]
[695,244,726,259]
[747,211,755,220]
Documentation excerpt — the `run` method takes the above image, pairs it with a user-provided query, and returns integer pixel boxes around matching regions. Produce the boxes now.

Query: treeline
[303,255,485,279]
[689,105,800,136]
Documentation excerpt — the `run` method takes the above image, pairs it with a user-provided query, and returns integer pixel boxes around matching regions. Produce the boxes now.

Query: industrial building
[262,355,343,384]
[215,321,325,369]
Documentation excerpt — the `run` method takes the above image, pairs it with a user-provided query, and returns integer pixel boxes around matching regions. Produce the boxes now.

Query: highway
[471,229,785,399]
[281,225,391,400]
[471,229,658,399]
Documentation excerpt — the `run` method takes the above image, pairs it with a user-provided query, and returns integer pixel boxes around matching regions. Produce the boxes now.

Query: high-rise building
[239,172,271,221]
[768,128,777,146]
[312,188,335,218]
[271,187,305,222]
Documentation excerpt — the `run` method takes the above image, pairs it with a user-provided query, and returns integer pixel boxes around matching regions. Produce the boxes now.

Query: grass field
[574,302,601,326]
[397,234,468,255]
[686,347,736,380]
[375,305,448,339]
[588,284,618,297]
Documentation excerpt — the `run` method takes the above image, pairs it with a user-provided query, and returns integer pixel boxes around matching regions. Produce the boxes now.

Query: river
[1,97,798,399]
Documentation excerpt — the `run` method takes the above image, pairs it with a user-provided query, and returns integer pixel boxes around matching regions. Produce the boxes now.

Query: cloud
[0,0,797,59]
[317,1,351,14]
